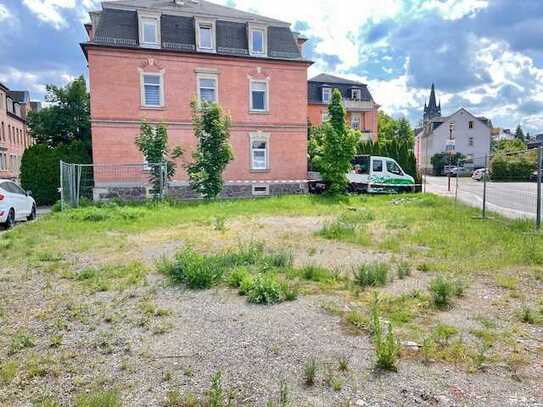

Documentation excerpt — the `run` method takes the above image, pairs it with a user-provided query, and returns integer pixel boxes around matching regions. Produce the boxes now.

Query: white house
[415,86,492,173]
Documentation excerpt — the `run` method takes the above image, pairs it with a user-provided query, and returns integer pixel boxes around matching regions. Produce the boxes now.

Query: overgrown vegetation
[187,100,234,199]
[309,89,358,194]
[370,295,400,371]
[136,121,183,196]
[354,263,390,288]
[429,275,465,309]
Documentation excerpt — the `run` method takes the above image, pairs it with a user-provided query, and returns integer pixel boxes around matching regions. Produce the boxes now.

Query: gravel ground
[1,215,543,406]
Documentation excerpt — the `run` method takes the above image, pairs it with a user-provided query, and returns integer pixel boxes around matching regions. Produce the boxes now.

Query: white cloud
[0,67,75,97]
[420,0,488,20]
[216,0,402,71]
[22,0,76,29]
[0,4,11,22]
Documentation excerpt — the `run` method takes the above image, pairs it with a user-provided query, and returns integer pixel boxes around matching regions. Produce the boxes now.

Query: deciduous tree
[187,101,233,199]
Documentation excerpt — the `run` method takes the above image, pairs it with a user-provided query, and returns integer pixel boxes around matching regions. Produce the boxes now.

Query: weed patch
[76,262,147,292]
[429,275,465,309]
[354,263,390,288]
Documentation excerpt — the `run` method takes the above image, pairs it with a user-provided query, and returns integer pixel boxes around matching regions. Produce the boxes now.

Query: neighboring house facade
[491,127,514,141]
[415,85,492,173]
[0,83,36,181]
[307,74,379,142]
[83,0,312,199]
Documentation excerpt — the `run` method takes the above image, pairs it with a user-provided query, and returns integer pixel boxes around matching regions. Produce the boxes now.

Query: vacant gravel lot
[1,195,542,406]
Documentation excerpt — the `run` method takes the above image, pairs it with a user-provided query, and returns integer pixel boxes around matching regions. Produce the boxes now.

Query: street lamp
[447,122,455,192]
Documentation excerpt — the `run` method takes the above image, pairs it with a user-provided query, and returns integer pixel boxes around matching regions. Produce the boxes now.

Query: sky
[0,0,542,134]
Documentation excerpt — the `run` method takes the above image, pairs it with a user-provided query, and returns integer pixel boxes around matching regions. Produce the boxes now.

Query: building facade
[0,84,36,181]
[83,0,312,199]
[415,85,492,173]
[307,74,379,142]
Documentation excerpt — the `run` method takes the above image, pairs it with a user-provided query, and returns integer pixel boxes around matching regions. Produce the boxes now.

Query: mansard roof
[85,0,307,62]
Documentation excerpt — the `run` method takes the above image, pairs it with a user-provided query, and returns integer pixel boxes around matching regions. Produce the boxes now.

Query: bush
[490,154,535,181]
[247,275,284,304]
[226,267,252,288]
[162,248,224,289]
[20,141,91,206]
[429,275,464,308]
[354,263,389,287]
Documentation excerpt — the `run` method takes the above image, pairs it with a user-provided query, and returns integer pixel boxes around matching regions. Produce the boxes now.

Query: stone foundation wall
[93,182,308,202]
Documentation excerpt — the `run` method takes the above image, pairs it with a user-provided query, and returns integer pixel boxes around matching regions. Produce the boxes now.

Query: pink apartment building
[307,74,379,142]
[0,83,36,181]
[83,0,312,199]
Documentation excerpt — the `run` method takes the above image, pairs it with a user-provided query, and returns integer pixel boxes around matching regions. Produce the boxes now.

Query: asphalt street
[425,176,538,220]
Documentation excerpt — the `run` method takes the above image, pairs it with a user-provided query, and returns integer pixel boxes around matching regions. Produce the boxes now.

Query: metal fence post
[60,160,64,212]
[537,146,542,230]
[482,154,488,219]
[455,164,459,204]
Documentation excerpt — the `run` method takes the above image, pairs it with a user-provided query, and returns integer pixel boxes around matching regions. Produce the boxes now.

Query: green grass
[73,390,121,407]
[353,263,390,288]
[2,194,541,276]
[75,262,147,292]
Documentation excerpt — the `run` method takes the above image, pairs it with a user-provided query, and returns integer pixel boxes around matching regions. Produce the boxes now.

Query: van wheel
[27,205,37,221]
[4,209,15,230]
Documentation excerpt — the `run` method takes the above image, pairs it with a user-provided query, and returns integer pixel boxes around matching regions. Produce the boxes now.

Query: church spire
[428,83,437,111]
[423,83,442,122]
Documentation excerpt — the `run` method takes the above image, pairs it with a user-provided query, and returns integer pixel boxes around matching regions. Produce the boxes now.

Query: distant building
[415,84,492,173]
[491,127,514,141]
[307,74,379,142]
[528,133,543,149]
[0,83,38,181]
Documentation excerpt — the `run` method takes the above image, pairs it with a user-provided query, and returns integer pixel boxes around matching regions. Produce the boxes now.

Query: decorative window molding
[351,113,361,130]
[138,11,161,48]
[140,72,164,108]
[322,87,331,104]
[196,18,216,53]
[249,24,267,57]
[197,73,219,103]
[250,132,270,171]
[249,79,269,113]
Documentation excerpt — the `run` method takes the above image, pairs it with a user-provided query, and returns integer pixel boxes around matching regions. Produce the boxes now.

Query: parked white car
[0,179,36,229]
[472,168,488,181]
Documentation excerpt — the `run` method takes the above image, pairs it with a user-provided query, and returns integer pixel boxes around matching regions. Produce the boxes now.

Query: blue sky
[1,0,542,134]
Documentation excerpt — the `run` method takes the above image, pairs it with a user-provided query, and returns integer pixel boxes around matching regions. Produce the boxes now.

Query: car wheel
[27,205,37,221]
[4,209,15,230]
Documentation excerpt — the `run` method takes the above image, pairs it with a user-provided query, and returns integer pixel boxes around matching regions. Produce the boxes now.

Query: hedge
[490,154,535,181]
[20,141,91,206]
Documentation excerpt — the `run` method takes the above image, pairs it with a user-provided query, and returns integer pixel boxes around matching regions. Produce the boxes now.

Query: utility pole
[537,146,542,230]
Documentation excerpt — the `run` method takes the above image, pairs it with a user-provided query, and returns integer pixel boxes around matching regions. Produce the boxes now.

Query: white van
[309,155,416,194]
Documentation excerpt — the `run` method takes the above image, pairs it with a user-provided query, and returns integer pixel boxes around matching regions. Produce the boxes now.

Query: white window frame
[252,184,270,196]
[351,113,361,130]
[250,132,270,171]
[322,87,332,104]
[321,111,330,123]
[197,73,219,104]
[249,24,267,57]
[140,72,164,108]
[138,12,161,48]
[351,88,362,101]
[249,79,269,112]
[196,18,216,53]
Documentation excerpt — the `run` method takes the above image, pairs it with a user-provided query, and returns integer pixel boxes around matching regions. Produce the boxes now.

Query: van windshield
[386,160,403,175]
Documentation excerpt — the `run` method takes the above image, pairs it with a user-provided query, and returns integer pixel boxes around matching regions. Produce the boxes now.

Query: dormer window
[138,13,160,48]
[351,89,361,101]
[322,87,332,104]
[249,25,267,56]
[197,19,216,52]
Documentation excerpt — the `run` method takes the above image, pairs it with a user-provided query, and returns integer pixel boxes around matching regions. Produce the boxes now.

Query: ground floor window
[250,132,270,171]
[351,113,361,130]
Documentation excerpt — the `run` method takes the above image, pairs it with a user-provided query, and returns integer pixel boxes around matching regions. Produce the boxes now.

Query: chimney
[294,33,308,55]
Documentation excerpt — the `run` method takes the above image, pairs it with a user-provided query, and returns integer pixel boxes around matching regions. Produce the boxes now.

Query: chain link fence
[60,161,168,209]
[432,146,542,229]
